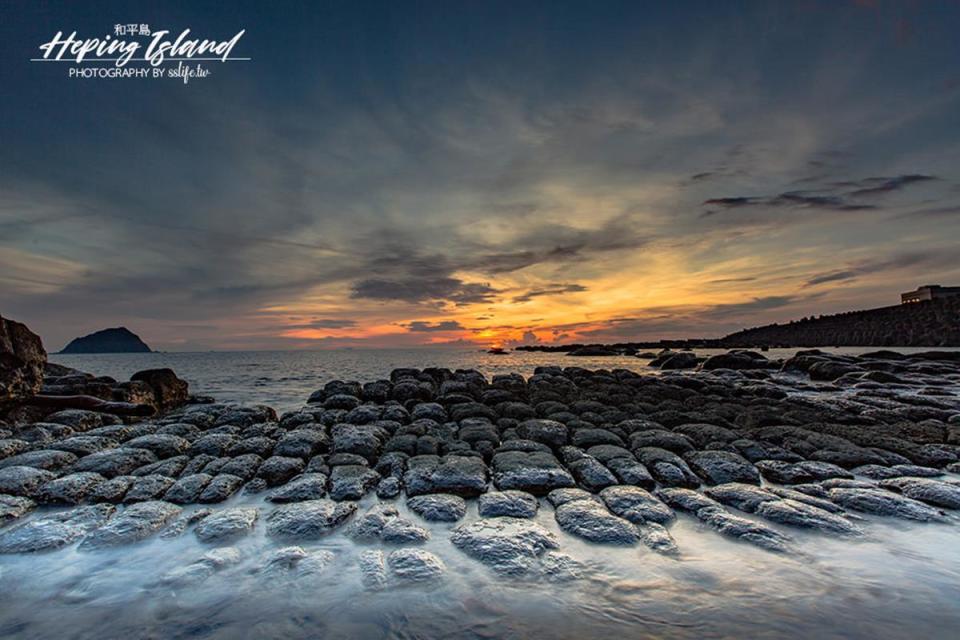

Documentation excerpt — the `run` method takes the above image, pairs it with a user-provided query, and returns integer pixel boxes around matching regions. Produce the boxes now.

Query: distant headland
[59,327,152,354]
[722,287,960,348]
[518,286,960,353]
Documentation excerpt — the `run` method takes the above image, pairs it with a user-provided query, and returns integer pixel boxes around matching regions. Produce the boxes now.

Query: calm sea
[49,346,959,413]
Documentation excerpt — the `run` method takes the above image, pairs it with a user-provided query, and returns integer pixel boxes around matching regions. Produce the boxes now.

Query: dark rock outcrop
[60,327,151,354]
[0,315,46,408]
[130,369,189,411]
[567,346,620,357]
[700,350,774,370]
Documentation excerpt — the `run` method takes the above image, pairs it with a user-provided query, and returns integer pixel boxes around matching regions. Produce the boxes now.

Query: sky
[1,0,959,352]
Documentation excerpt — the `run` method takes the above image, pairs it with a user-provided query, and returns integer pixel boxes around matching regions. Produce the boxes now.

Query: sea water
[50,346,960,413]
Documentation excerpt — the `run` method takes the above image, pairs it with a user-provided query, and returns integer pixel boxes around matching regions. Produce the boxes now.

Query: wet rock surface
[878,477,960,509]
[358,549,389,589]
[387,548,445,582]
[694,505,793,553]
[199,474,245,503]
[0,503,115,553]
[164,473,213,504]
[349,504,399,540]
[72,448,159,478]
[79,501,181,549]
[265,499,357,539]
[407,493,467,522]
[328,464,380,500]
[600,485,674,524]
[492,450,576,494]
[160,547,242,586]
[381,517,430,543]
[478,490,539,518]
[403,455,488,497]
[0,493,34,524]
[754,498,862,536]
[194,507,259,543]
[37,472,106,504]
[684,450,761,486]
[450,517,560,574]
[0,466,55,497]
[554,498,640,544]
[265,473,327,502]
[828,487,947,521]
[636,521,679,555]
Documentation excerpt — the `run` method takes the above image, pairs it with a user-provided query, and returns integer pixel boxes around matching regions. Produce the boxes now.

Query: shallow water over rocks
[1,491,960,639]
[4,349,960,638]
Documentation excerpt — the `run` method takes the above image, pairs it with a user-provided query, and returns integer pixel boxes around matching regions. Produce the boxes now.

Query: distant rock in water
[567,346,620,356]
[60,328,152,354]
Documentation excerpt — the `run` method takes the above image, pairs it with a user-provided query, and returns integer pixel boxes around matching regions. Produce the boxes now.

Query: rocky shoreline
[1,341,960,577]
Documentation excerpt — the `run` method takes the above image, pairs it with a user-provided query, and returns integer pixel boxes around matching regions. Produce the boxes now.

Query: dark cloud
[423,338,479,348]
[512,283,587,303]
[350,277,498,305]
[701,173,940,219]
[804,270,859,287]
[464,218,652,275]
[468,251,543,274]
[707,276,758,284]
[571,294,827,341]
[843,174,937,197]
[771,193,875,210]
[576,318,704,340]
[699,295,806,319]
[703,197,760,209]
[896,205,960,219]
[702,191,876,217]
[802,251,958,288]
[403,320,465,332]
[288,319,357,329]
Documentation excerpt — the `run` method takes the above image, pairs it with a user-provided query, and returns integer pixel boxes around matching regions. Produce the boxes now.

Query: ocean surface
[10,347,955,639]
[49,346,959,413]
